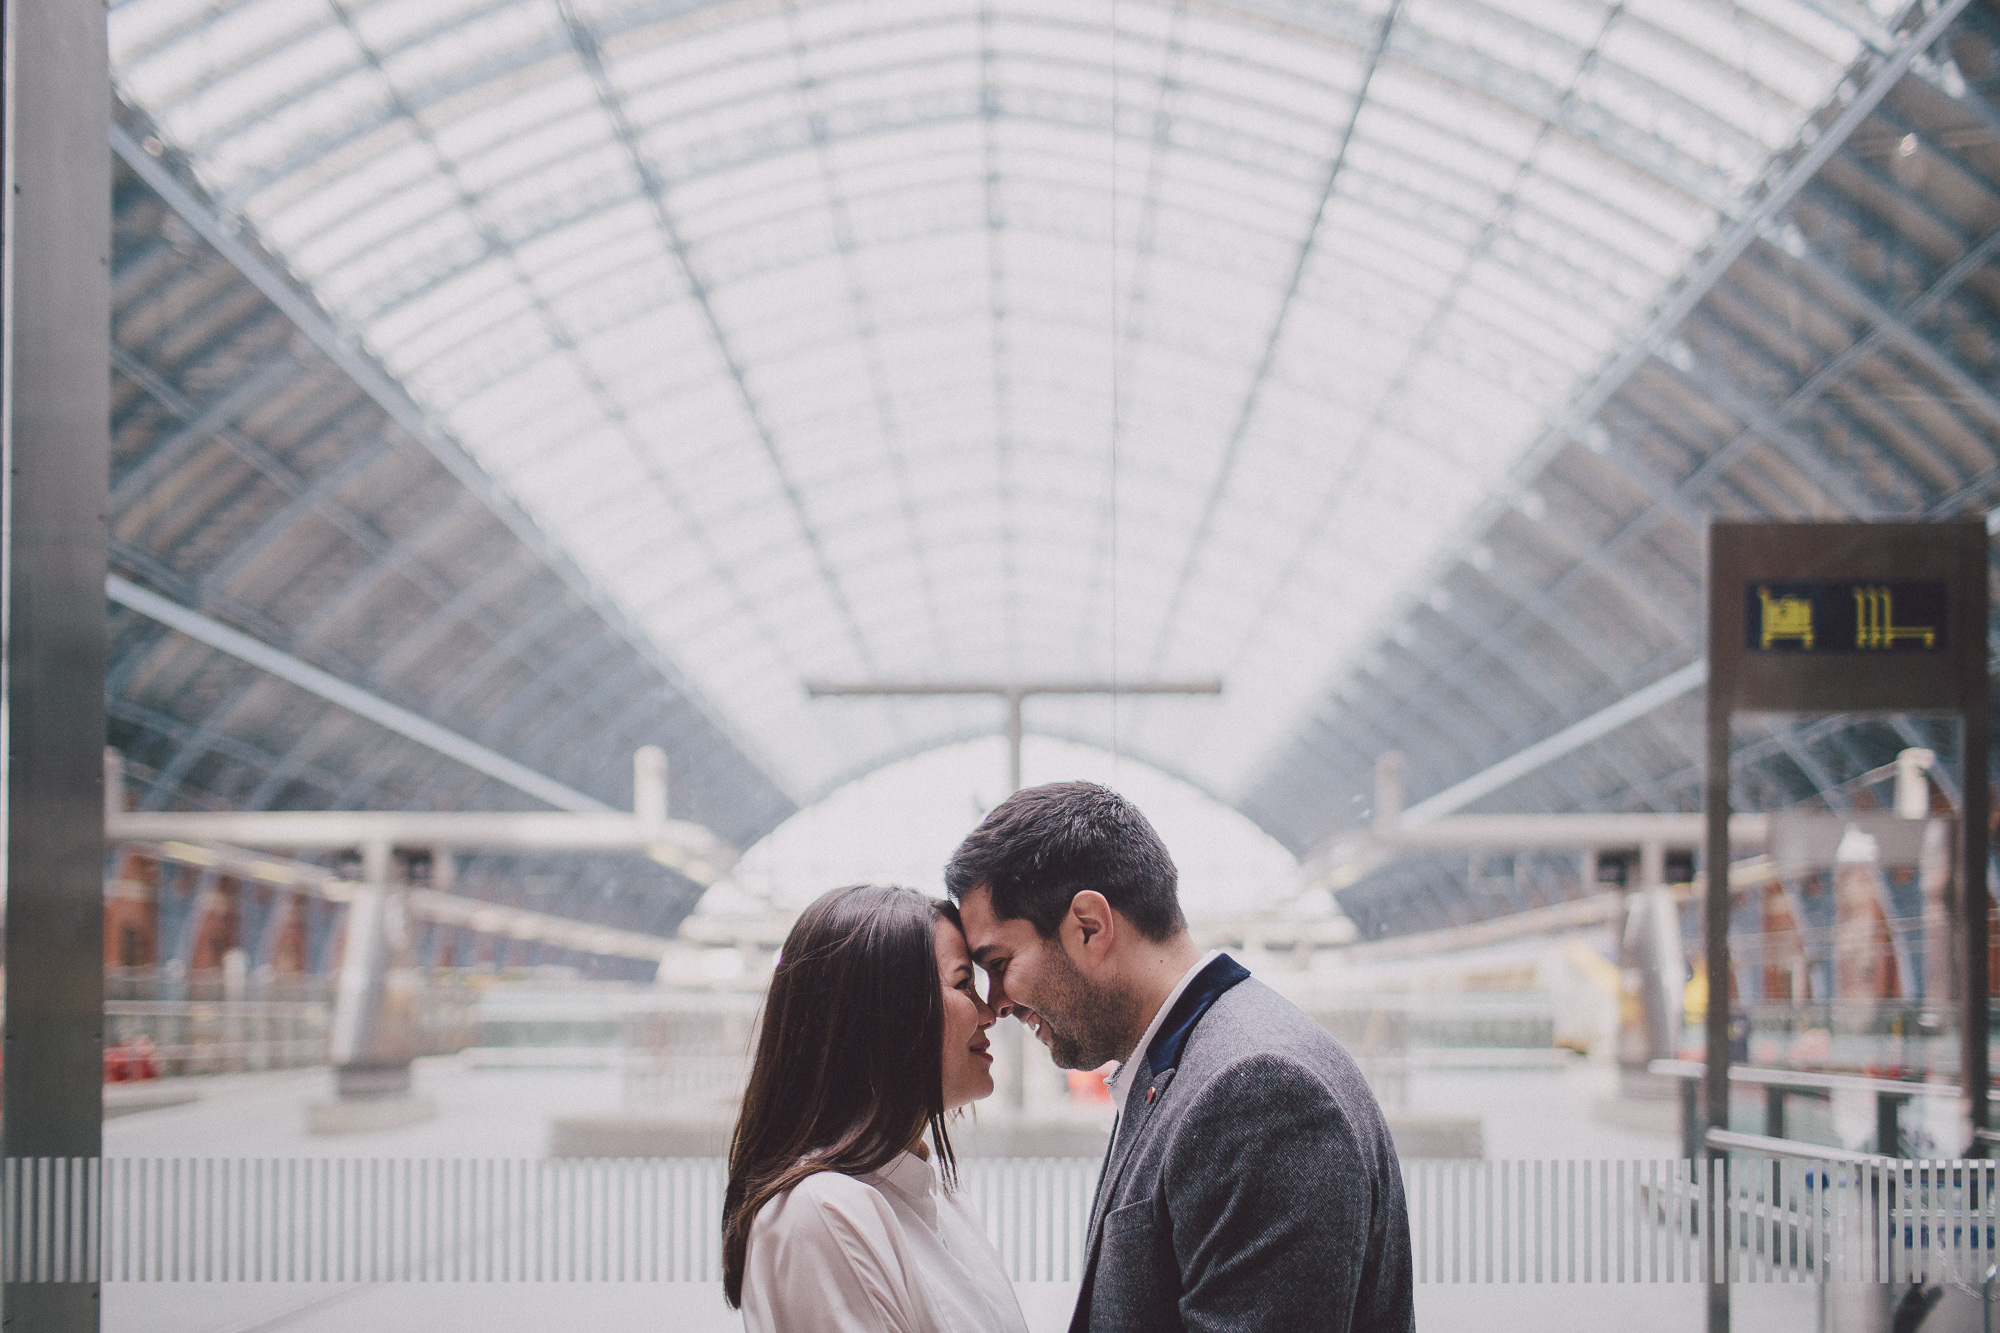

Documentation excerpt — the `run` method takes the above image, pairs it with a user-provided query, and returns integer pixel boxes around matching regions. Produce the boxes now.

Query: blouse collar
[870,1150,936,1199]
[864,1150,940,1227]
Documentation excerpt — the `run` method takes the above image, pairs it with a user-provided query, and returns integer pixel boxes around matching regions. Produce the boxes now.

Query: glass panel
[1691,715,1977,1158]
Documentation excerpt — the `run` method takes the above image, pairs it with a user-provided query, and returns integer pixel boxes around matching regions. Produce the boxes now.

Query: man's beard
[1030,945,1145,1071]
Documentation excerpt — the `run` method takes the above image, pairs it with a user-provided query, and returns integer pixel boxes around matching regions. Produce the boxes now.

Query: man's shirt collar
[1106,950,1220,1116]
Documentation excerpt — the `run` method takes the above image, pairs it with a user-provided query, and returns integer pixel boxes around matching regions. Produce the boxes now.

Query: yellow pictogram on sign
[1757,586,1814,649]
[1853,586,1935,649]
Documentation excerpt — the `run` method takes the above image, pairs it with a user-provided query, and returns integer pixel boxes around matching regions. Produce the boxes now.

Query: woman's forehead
[933,917,973,964]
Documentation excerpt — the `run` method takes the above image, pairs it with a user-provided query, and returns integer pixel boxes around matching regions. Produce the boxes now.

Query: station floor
[99,1056,1828,1331]
[101,1051,1681,1162]
[103,1280,1828,1333]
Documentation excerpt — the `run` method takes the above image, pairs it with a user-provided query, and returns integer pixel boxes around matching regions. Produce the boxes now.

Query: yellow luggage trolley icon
[1757,586,1814,650]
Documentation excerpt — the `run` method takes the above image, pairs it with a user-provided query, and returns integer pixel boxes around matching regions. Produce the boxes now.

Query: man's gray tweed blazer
[1070,973,1414,1333]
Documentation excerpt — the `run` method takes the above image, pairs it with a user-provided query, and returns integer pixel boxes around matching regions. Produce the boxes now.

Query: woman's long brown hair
[721,884,959,1307]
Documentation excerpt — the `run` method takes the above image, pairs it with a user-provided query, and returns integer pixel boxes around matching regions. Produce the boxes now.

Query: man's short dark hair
[944,781,1186,942]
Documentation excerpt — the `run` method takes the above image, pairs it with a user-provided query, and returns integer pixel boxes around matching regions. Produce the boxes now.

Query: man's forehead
[957,886,998,932]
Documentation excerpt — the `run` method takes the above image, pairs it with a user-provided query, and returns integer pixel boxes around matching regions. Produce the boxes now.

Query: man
[947,781,1413,1333]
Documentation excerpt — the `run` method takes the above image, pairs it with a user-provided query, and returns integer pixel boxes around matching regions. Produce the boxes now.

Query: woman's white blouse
[741,1152,1028,1333]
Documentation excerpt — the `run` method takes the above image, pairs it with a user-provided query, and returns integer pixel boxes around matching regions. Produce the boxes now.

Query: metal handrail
[1650,1058,1966,1099]
[106,1000,327,1017]
[1703,1127,1898,1165]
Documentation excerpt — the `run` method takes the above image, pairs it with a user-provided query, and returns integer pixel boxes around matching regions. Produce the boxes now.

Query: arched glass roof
[718,734,1302,919]
[109,0,1901,809]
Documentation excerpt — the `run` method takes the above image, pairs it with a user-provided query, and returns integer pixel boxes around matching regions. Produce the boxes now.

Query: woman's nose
[974,994,997,1028]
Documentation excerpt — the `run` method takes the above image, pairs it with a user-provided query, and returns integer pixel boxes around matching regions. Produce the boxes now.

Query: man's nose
[986,976,1015,1017]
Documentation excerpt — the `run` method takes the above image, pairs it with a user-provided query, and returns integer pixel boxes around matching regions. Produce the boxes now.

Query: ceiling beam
[108,574,610,814]
[1400,660,1708,824]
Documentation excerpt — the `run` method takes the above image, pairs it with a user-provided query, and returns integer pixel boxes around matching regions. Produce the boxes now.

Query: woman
[724,884,1026,1332]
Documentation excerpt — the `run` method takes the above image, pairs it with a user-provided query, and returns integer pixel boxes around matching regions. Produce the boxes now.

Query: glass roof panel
[110,0,1879,814]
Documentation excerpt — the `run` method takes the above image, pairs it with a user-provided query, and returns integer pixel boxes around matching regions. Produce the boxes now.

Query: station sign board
[1708,521,1986,714]
[1705,519,1989,1169]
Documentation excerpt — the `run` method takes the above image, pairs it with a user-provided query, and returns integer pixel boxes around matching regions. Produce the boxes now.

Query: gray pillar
[328,841,417,1096]
[1636,842,1683,1064]
[3,2,112,1327]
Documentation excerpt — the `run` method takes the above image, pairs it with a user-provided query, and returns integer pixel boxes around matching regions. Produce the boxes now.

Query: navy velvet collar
[1143,953,1251,1077]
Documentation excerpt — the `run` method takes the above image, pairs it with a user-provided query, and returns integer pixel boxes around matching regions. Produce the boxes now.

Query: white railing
[105,1000,331,1074]
[2,1155,1992,1284]
[1402,1157,1998,1284]
[91,1158,728,1284]
[959,1157,1100,1283]
[101,975,480,1076]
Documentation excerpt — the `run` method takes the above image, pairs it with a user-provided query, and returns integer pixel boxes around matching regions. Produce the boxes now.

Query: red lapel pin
[1146,1085,1157,1104]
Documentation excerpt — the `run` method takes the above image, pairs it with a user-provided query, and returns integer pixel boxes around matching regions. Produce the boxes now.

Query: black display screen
[1743,579,1948,653]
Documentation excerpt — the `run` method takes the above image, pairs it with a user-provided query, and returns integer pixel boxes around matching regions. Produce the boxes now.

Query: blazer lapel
[1090,1060,1172,1236]
[1070,1058,1177,1330]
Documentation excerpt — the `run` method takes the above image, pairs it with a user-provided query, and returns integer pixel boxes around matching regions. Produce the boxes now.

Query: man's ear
[1065,890,1115,962]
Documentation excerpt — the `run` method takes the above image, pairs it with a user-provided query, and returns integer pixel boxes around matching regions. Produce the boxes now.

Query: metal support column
[1637,840,1683,1065]
[1703,711,1732,1333]
[1005,690,1024,794]
[3,2,112,1326]
[328,841,417,1098]
[1961,701,1989,1152]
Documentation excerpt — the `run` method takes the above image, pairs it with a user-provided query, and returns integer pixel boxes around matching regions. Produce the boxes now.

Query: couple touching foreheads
[723,782,1415,1332]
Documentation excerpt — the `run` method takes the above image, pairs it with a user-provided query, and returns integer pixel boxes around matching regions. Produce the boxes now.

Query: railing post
[1683,1076,1705,1162]
[1876,1091,1902,1158]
